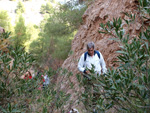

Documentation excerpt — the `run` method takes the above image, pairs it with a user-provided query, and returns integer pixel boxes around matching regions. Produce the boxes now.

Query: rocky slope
[62,0,140,73]
[57,0,146,112]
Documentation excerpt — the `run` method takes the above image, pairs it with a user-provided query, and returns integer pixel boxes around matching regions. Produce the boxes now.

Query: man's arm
[78,54,86,73]
[99,52,107,74]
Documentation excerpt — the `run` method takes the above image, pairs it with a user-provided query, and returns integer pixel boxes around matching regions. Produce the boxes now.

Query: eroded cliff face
[57,0,143,112]
[62,0,140,72]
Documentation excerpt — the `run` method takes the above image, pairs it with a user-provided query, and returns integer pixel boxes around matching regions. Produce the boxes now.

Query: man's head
[87,42,95,56]
[25,71,32,77]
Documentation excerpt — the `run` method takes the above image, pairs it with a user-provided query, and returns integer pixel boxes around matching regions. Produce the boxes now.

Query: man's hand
[85,70,90,74]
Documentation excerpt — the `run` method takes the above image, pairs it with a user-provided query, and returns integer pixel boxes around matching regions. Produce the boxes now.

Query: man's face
[87,47,94,56]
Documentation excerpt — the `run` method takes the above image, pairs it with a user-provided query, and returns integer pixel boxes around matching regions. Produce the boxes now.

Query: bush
[76,0,150,112]
[0,32,71,112]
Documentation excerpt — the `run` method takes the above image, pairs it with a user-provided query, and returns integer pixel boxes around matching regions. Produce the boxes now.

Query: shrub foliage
[0,32,71,112]
[76,0,150,112]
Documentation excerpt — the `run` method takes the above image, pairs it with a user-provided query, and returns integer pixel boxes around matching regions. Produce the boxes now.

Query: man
[78,42,107,75]
[78,42,107,112]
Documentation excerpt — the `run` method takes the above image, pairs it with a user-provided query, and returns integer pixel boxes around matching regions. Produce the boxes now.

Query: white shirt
[43,75,50,85]
[78,51,107,75]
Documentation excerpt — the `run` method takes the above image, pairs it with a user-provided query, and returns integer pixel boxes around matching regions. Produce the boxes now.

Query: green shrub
[76,0,150,112]
[0,32,71,112]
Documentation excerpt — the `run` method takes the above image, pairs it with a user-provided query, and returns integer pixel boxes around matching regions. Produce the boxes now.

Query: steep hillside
[62,0,140,74]
[57,0,143,112]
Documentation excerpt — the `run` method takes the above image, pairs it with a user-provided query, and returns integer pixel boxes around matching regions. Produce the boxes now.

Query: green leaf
[123,19,129,24]
[148,73,150,82]
[115,97,125,101]
[8,103,12,112]
[42,106,47,113]
[12,109,21,113]
[143,75,147,84]
[110,85,117,90]
[116,51,128,54]
[99,31,107,34]
[145,42,149,50]
[133,83,146,90]
[0,106,7,113]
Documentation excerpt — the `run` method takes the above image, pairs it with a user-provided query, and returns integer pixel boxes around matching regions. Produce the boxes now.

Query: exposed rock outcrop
[57,0,148,112]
